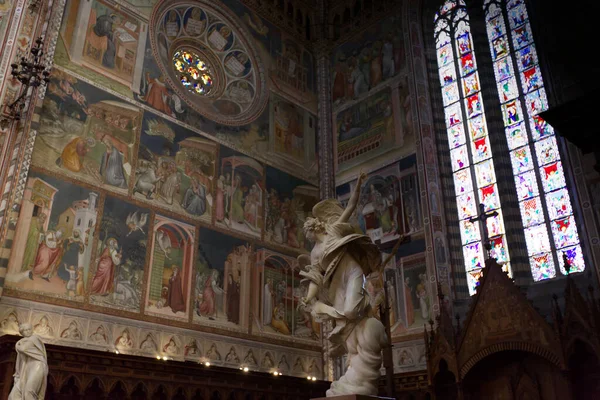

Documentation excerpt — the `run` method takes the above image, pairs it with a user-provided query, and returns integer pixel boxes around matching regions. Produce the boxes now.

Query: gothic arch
[460,342,563,378]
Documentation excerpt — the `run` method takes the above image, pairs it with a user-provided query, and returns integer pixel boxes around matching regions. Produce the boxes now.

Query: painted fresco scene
[385,257,433,336]
[265,166,318,251]
[135,114,216,223]
[194,228,251,330]
[33,70,140,194]
[89,196,150,312]
[216,147,264,238]
[56,0,148,96]
[145,215,195,321]
[253,249,319,341]
[349,156,422,244]
[335,88,396,171]
[331,13,406,106]
[5,172,98,302]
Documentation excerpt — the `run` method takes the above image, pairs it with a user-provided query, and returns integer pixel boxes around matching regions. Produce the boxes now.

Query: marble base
[311,396,395,400]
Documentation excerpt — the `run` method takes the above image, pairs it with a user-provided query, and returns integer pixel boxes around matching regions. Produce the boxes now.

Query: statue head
[19,323,33,338]
[303,217,326,242]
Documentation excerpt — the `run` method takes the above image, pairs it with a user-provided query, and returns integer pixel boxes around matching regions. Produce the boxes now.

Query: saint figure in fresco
[29,230,65,281]
[417,273,429,320]
[100,137,127,188]
[21,212,46,272]
[181,177,207,216]
[140,73,174,116]
[56,137,89,173]
[271,303,291,335]
[225,347,240,363]
[215,175,226,222]
[263,278,273,326]
[166,266,186,314]
[230,175,244,223]
[197,270,219,319]
[91,238,121,296]
[92,13,118,68]
[60,321,82,340]
[226,273,240,324]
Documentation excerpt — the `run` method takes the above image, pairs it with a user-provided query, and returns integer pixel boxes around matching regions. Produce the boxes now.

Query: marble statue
[8,323,48,400]
[298,172,389,396]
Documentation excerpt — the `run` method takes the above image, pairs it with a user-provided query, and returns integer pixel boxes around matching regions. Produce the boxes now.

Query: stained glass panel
[540,162,566,193]
[505,122,528,150]
[525,89,548,115]
[457,191,478,220]
[524,224,551,255]
[443,82,461,105]
[494,57,513,81]
[521,66,542,93]
[534,136,559,166]
[460,219,481,245]
[558,245,585,275]
[475,159,496,187]
[464,242,485,270]
[545,188,573,220]
[512,24,532,49]
[491,36,509,60]
[466,268,484,295]
[510,146,533,174]
[516,45,537,71]
[440,65,457,86]
[450,145,469,171]
[487,16,505,41]
[519,197,544,227]
[507,0,525,10]
[454,169,474,194]
[551,216,580,249]
[465,93,483,117]
[508,4,528,28]
[445,103,462,127]
[438,44,453,67]
[463,73,480,97]
[480,184,500,211]
[486,210,505,237]
[468,115,487,139]
[448,124,467,149]
[456,33,472,55]
[530,115,554,140]
[472,136,492,163]
[515,171,539,200]
[502,99,522,126]
[490,235,510,264]
[498,77,519,102]
[530,253,556,281]
[460,53,476,76]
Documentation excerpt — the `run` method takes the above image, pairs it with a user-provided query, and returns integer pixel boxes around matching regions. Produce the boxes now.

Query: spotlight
[156,356,161,360]
[205,362,211,367]
[272,371,279,376]
[311,377,317,381]
[307,376,312,380]
[243,367,249,372]
[162,356,168,361]
[115,350,119,354]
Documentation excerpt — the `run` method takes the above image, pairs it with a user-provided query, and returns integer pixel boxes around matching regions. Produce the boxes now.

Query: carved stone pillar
[316,46,335,200]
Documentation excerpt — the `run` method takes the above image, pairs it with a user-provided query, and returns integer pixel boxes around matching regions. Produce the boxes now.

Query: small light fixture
[115,350,120,354]
[272,371,279,376]
[307,376,312,380]
[162,356,168,361]
[205,361,211,367]
[311,377,317,381]
[243,367,249,372]
[156,356,161,360]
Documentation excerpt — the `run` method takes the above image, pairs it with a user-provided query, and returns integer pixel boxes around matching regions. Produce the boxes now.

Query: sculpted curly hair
[303,217,326,235]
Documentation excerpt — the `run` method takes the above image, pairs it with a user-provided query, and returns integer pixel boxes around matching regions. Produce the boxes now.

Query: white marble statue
[298,172,389,396]
[8,323,48,400]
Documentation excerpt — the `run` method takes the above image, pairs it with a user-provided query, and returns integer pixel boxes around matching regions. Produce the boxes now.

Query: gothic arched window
[435,0,513,295]
[483,0,584,279]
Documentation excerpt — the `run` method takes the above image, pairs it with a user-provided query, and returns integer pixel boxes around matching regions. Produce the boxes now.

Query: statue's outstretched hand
[297,297,308,312]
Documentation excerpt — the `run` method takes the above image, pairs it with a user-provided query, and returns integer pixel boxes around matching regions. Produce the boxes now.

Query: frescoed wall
[0,0,325,377]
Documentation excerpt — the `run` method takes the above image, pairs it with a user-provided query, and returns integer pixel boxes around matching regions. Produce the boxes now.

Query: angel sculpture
[298,172,390,396]
[155,230,172,259]
[125,211,148,236]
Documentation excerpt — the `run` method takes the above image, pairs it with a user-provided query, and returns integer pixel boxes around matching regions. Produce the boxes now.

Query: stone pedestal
[311,396,395,400]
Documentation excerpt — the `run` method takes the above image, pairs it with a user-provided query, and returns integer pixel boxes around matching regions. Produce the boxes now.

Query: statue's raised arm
[338,172,367,224]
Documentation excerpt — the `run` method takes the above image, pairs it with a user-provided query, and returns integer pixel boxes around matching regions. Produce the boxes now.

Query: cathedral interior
[0,0,598,399]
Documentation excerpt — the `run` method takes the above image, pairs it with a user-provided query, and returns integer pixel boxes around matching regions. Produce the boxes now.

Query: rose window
[173,50,214,96]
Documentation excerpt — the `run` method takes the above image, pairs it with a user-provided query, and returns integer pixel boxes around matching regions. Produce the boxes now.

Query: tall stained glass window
[435,0,512,295]
[483,0,585,280]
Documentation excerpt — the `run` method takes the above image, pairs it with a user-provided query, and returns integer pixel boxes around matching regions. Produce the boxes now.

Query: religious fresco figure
[166,266,186,314]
